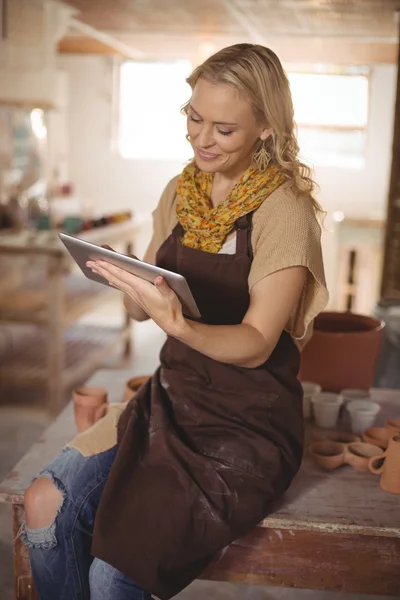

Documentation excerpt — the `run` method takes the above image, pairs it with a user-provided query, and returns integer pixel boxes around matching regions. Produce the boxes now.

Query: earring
[253,139,271,172]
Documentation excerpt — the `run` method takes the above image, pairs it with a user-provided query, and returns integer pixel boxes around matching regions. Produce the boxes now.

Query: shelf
[0,275,118,326]
[0,323,128,388]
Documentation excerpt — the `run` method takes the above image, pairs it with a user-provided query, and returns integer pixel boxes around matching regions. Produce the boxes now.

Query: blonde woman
[22,44,328,600]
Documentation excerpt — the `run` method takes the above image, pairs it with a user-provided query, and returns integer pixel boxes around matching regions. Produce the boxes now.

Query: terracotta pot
[363,427,391,449]
[369,435,400,494]
[123,375,151,403]
[344,442,382,471]
[299,312,385,393]
[308,441,345,470]
[73,387,108,433]
[386,419,400,436]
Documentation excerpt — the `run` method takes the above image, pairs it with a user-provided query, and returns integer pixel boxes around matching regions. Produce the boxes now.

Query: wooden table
[1,369,400,599]
[0,222,139,413]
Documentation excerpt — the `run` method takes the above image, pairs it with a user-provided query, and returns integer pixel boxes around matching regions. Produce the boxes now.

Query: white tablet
[59,232,201,320]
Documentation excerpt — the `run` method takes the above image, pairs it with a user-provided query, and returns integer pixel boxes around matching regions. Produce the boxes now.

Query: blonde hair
[184,43,323,216]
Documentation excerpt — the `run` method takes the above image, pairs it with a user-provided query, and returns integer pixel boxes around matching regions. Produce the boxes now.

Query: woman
[23,44,328,600]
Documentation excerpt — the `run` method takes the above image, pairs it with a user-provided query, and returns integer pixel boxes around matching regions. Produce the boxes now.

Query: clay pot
[309,441,345,470]
[386,419,400,436]
[123,375,151,403]
[345,442,382,471]
[363,427,391,449]
[73,387,108,433]
[309,440,381,471]
[369,435,400,494]
[299,312,385,393]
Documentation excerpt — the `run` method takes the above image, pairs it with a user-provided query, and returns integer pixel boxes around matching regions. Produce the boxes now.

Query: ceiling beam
[70,18,145,60]
[58,35,125,56]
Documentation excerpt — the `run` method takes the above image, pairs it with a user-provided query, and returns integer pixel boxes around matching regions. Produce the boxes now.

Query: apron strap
[236,214,253,258]
[172,222,184,238]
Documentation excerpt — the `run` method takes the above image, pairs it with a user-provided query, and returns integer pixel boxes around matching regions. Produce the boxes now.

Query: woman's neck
[211,163,250,207]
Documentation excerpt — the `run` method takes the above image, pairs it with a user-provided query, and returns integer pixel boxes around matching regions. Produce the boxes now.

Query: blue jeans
[21,446,152,600]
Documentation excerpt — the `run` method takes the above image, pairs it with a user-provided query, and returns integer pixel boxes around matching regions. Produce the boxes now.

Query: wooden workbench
[1,369,400,598]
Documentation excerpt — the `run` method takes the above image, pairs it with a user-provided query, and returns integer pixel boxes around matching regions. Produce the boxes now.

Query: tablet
[59,232,201,320]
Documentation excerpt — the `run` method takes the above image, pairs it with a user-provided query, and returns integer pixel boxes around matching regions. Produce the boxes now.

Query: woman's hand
[86,259,185,336]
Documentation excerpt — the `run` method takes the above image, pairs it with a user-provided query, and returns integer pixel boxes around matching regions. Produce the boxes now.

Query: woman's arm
[173,266,307,367]
[87,259,307,367]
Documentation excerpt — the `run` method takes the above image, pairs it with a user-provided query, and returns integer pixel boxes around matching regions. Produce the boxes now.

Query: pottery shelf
[0,276,117,326]
[0,221,138,413]
[0,324,128,391]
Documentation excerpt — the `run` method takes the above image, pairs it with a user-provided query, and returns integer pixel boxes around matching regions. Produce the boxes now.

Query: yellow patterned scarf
[176,161,285,253]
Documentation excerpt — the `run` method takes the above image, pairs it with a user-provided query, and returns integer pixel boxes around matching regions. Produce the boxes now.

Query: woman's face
[187,78,267,176]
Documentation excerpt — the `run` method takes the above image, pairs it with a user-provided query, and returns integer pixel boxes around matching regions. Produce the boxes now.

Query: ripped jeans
[21,445,153,600]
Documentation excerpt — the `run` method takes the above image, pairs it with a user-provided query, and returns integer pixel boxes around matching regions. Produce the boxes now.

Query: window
[118,60,193,161]
[287,69,369,168]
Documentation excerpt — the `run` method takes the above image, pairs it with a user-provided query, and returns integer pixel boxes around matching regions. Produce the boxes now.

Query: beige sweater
[70,177,328,456]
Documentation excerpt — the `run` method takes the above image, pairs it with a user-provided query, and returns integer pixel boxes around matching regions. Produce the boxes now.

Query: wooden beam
[58,35,124,57]
[70,18,145,60]
[110,32,398,64]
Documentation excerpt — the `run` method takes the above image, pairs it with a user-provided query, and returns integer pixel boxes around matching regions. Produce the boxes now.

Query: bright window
[119,60,193,160]
[288,72,369,168]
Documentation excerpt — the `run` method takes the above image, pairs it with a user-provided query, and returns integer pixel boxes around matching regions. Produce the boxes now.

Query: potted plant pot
[299,311,385,393]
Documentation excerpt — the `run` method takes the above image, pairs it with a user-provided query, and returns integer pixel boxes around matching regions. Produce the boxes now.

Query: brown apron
[92,215,304,599]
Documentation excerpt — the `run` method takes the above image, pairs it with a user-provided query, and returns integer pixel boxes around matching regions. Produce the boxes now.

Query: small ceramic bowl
[363,427,391,449]
[345,442,382,471]
[386,419,400,436]
[309,441,345,470]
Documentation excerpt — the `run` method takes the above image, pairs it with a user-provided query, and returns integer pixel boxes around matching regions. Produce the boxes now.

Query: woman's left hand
[86,259,185,336]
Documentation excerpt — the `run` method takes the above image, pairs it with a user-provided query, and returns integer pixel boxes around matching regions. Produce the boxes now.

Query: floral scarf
[176,161,285,253]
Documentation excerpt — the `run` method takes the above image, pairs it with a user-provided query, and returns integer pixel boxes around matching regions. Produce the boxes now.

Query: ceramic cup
[369,435,400,494]
[311,392,343,429]
[123,375,151,403]
[339,388,370,418]
[73,386,108,433]
[340,388,371,405]
[346,400,381,435]
[301,381,322,419]
[363,427,392,449]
